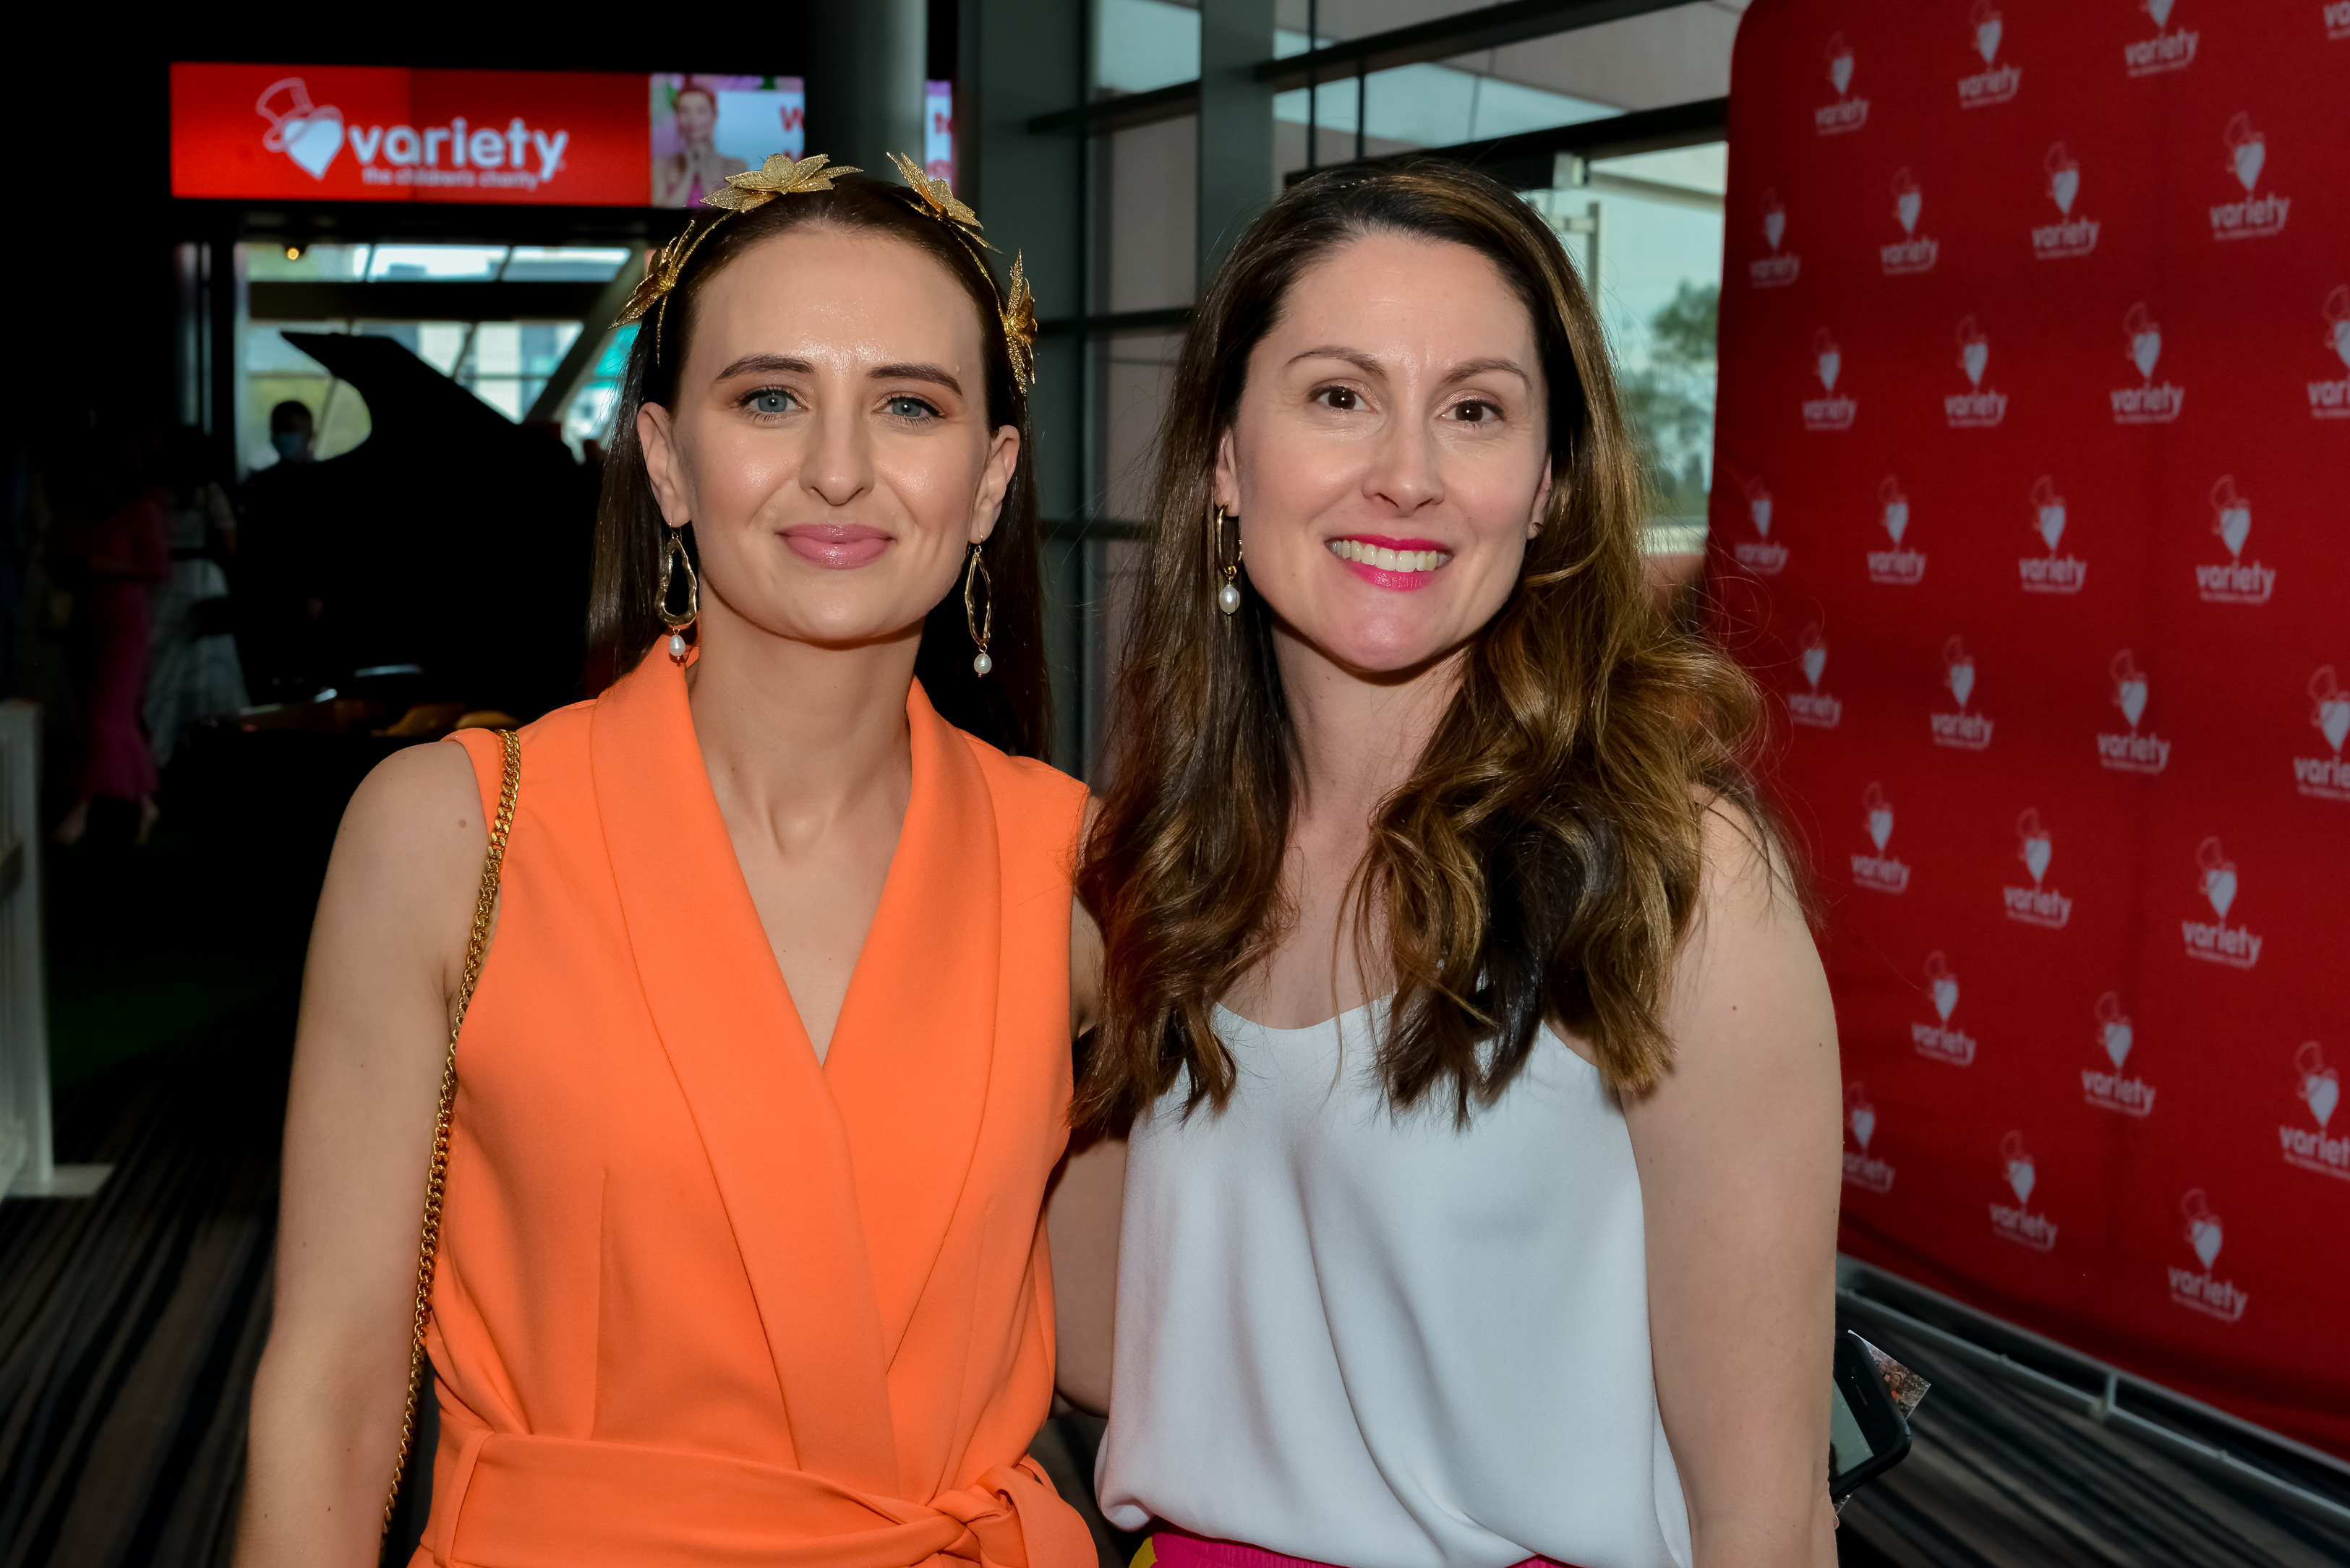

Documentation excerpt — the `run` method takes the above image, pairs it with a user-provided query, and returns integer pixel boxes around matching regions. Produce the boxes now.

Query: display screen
[171,64,816,207]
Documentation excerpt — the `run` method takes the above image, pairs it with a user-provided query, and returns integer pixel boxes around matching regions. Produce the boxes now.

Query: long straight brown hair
[583,176,1051,760]
[1077,161,1769,1127]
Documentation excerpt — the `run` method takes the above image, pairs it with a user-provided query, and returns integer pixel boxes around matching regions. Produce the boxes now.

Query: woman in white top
[1059,163,1842,1568]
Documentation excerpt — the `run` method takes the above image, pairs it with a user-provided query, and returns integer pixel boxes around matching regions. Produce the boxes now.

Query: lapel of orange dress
[586,649,999,1499]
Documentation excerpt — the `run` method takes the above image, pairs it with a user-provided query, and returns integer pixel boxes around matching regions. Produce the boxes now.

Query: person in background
[652,84,748,208]
[269,400,317,466]
[145,425,248,769]
[50,416,171,845]
[1070,163,1842,1568]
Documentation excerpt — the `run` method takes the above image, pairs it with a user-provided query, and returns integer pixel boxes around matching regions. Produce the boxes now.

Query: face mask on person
[273,432,310,461]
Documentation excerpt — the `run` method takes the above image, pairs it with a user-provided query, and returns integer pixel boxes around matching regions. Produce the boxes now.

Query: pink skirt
[1140,1530,1575,1568]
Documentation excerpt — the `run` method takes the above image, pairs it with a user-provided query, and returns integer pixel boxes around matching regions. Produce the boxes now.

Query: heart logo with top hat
[2124,304,2161,380]
[2181,1189,2222,1269]
[2297,1042,2338,1130]
[1863,782,1894,851]
[2209,476,2250,557]
[2312,668,2350,753]
[1828,36,1855,96]
[1762,194,1787,251]
[1847,1084,1876,1151]
[1891,169,1923,236]
[1814,329,1842,392]
[2148,0,2176,27]
[1802,645,1827,690]
[2224,115,2266,193]
[1926,951,1959,1023]
[2096,993,2135,1071]
[2016,808,2052,885]
[1944,636,1975,708]
[1975,7,2003,64]
[2111,651,2149,729]
[1880,476,1909,544]
[255,77,345,182]
[1749,485,1773,537]
[2195,836,2237,920]
[2048,157,2080,215]
[2000,1133,2035,1206]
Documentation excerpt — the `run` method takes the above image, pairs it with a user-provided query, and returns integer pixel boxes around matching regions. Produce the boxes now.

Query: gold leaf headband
[614,154,862,359]
[611,150,1040,393]
[885,152,1040,393]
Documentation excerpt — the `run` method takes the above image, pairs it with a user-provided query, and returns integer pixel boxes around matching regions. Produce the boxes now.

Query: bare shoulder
[318,742,493,995]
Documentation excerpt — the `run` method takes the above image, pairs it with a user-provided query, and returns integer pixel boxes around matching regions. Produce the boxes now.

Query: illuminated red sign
[172,63,651,205]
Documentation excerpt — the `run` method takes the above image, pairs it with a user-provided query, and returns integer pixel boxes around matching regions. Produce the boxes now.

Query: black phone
[1827,1329,1914,1501]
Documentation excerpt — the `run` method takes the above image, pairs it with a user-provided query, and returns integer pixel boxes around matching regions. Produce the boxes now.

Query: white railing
[0,701,106,1199]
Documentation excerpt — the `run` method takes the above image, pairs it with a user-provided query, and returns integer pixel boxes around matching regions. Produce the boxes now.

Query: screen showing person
[648,75,805,207]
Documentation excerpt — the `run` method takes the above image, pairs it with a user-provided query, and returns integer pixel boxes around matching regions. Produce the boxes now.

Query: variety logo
[2001,807,2072,930]
[1931,635,1994,750]
[1789,623,1842,729]
[1881,169,1940,275]
[2111,304,2184,424]
[1817,33,1871,134]
[2167,1189,2247,1321]
[2096,650,2171,775]
[2031,143,2099,258]
[1844,1084,1896,1192]
[2194,476,2275,605]
[1945,315,2007,427]
[256,78,346,181]
[254,74,573,194]
[1957,2,2022,105]
[1989,1131,2057,1251]
[1912,951,1978,1066]
[1852,781,1913,894]
[2182,836,2262,970]
[2124,0,2199,76]
[2083,992,2156,1116]
[2210,113,2291,240]
[2018,475,2086,594]
[1751,189,1803,288]
[2281,1041,2348,1181]
[2310,286,2350,419]
[1867,476,1926,585]
[1804,329,1858,430]
[2294,667,2350,802]
[1735,477,1787,575]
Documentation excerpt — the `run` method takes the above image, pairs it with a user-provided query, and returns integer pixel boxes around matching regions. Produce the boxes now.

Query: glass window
[1524,141,1725,539]
[1276,34,1617,176]
[561,325,640,456]
[242,324,372,471]
[366,244,510,281]
[1273,1,1501,43]
[247,243,372,281]
[1097,0,1201,97]
[1479,2,1744,114]
[1104,119,1199,313]
[500,247,633,282]
[455,322,586,421]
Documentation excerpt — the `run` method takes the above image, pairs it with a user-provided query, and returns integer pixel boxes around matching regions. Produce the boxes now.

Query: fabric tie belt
[416,1415,1090,1568]
[1137,1531,1576,1568]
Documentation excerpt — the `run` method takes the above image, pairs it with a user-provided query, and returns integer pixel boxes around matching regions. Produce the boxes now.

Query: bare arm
[235,742,489,1568]
[1625,805,1842,1568]
[1051,802,1125,1415]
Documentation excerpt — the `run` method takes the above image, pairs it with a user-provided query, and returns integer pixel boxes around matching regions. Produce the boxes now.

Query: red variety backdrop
[1711,0,2349,1456]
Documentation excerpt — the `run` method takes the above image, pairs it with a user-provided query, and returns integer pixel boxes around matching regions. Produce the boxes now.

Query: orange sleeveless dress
[419,649,1096,1568]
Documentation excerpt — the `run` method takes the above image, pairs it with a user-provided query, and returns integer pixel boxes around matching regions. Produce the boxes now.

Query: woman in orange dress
[236,160,1101,1568]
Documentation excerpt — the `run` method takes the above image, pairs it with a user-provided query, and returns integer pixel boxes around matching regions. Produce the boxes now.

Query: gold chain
[383,727,521,1533]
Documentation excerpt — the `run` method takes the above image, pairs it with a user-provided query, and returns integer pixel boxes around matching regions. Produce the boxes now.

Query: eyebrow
[709,354,964,398]
[1286,346,1534,387]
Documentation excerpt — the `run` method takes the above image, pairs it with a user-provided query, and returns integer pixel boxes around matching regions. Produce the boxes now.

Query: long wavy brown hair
[584,176,1051,759]
[1077,161,1770,1128]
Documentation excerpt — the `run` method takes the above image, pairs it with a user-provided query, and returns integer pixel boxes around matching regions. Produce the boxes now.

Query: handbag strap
[384,727,521,1532]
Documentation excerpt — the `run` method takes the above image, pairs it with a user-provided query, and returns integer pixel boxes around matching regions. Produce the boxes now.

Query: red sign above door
[172,63,654,206]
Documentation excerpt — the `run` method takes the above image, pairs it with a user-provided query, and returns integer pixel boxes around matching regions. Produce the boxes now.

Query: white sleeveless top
[1095,1001,1693,1568]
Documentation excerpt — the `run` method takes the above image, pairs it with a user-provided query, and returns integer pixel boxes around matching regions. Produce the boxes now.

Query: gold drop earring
[658,525,698,661]
[1212,504,1243,614]
[964,541,994,675]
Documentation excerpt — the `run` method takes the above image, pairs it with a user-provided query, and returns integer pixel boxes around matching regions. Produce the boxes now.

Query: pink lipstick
[782,523,891,570]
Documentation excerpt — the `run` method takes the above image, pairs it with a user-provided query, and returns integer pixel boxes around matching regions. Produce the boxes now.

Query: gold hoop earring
[658,526,698,661]
[963,542,994,676]
[1211,504,1243,615]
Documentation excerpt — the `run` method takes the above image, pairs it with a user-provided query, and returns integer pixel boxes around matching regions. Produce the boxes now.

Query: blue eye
[886,395,938,420]
[750,389,792,415]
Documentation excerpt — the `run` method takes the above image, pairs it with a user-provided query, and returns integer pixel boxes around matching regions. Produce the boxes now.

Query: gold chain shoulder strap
[384,727,521,1532]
